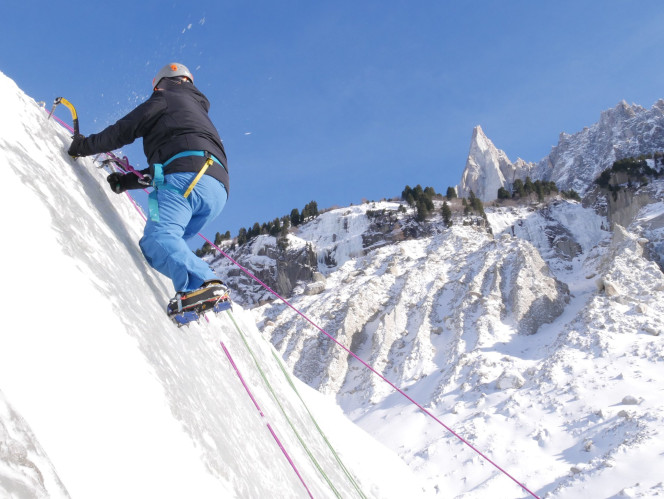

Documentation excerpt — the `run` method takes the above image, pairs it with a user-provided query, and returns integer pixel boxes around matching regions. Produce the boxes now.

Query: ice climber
[67,62,230,320]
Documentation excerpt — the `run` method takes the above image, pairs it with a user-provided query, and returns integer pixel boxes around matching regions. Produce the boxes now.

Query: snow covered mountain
[210,108,664,496]
[0,71,418,498]
[459,100,664,201]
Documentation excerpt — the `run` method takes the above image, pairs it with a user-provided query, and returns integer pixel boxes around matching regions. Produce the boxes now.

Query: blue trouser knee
[139,172,227,292]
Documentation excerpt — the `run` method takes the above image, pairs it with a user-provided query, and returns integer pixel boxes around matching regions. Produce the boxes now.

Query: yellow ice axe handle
[49,97,79,136]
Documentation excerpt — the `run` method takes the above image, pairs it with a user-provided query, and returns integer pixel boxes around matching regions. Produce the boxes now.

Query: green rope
[270,350,367,499]
[225,310,347,498]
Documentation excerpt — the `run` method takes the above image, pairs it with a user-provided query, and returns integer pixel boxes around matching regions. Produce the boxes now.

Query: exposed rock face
[585,175,664,270]
[515,207,583,262]
[597,225,664,301]
[487,200,608,274]
[499,238,570,335]
[362,210,405,249]
[211,236,317,305]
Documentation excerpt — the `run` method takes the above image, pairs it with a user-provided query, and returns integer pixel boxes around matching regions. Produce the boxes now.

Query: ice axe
[48,97,79,136]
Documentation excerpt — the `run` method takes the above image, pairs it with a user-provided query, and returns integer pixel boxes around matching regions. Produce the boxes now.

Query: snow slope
[0,71,420,498]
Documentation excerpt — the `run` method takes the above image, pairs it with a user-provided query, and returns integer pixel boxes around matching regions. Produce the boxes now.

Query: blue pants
[139,172,227,293]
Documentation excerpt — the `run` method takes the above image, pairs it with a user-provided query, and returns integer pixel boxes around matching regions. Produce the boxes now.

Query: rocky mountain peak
[457,126,534,202]
[537,100,664,194]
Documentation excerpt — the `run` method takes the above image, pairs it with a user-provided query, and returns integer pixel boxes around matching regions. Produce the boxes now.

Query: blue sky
[3,1,664,246]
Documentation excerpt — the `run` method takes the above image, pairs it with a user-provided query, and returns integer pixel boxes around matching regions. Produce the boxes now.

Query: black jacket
[76,78,229,195]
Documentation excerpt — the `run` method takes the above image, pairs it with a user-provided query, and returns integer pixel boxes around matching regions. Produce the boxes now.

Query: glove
[107,172,127,194]
[106,171,152,194]
[68,133,87,157]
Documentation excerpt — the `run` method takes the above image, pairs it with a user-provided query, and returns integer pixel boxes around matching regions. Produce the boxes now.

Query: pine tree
[290,208,301,227]
[416,199,429,221]
[524,177,535,197]
[306,201,319,218]
[424,195,434,212]
[301,201,319,222]
[563,189,581,201]
[497,186,511,199]
[446,186,457,200]
[280,221,290,238]
[237,228,248,246]
[470,195,485,217]
[269,218,281,237]
[513,179,525,198]
[277,236,289,251]
[442,201,452,227]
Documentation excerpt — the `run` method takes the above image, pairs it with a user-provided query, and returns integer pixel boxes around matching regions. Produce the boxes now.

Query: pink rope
[49,112,74,133]
[49,108,539,498]
[105,151,149,181]
[124,191,148,221]
[221,341,314,498]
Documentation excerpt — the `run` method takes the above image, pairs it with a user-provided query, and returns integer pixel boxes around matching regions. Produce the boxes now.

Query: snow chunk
[304,281,326,295]
[496,371,525,390]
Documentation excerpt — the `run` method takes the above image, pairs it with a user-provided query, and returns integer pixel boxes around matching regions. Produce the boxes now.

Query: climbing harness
[149,150,222,222]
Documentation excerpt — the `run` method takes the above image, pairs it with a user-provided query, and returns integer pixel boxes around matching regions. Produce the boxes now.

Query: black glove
[107,172,127,194]
[106,171,152,194]
[68,134,87,157]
